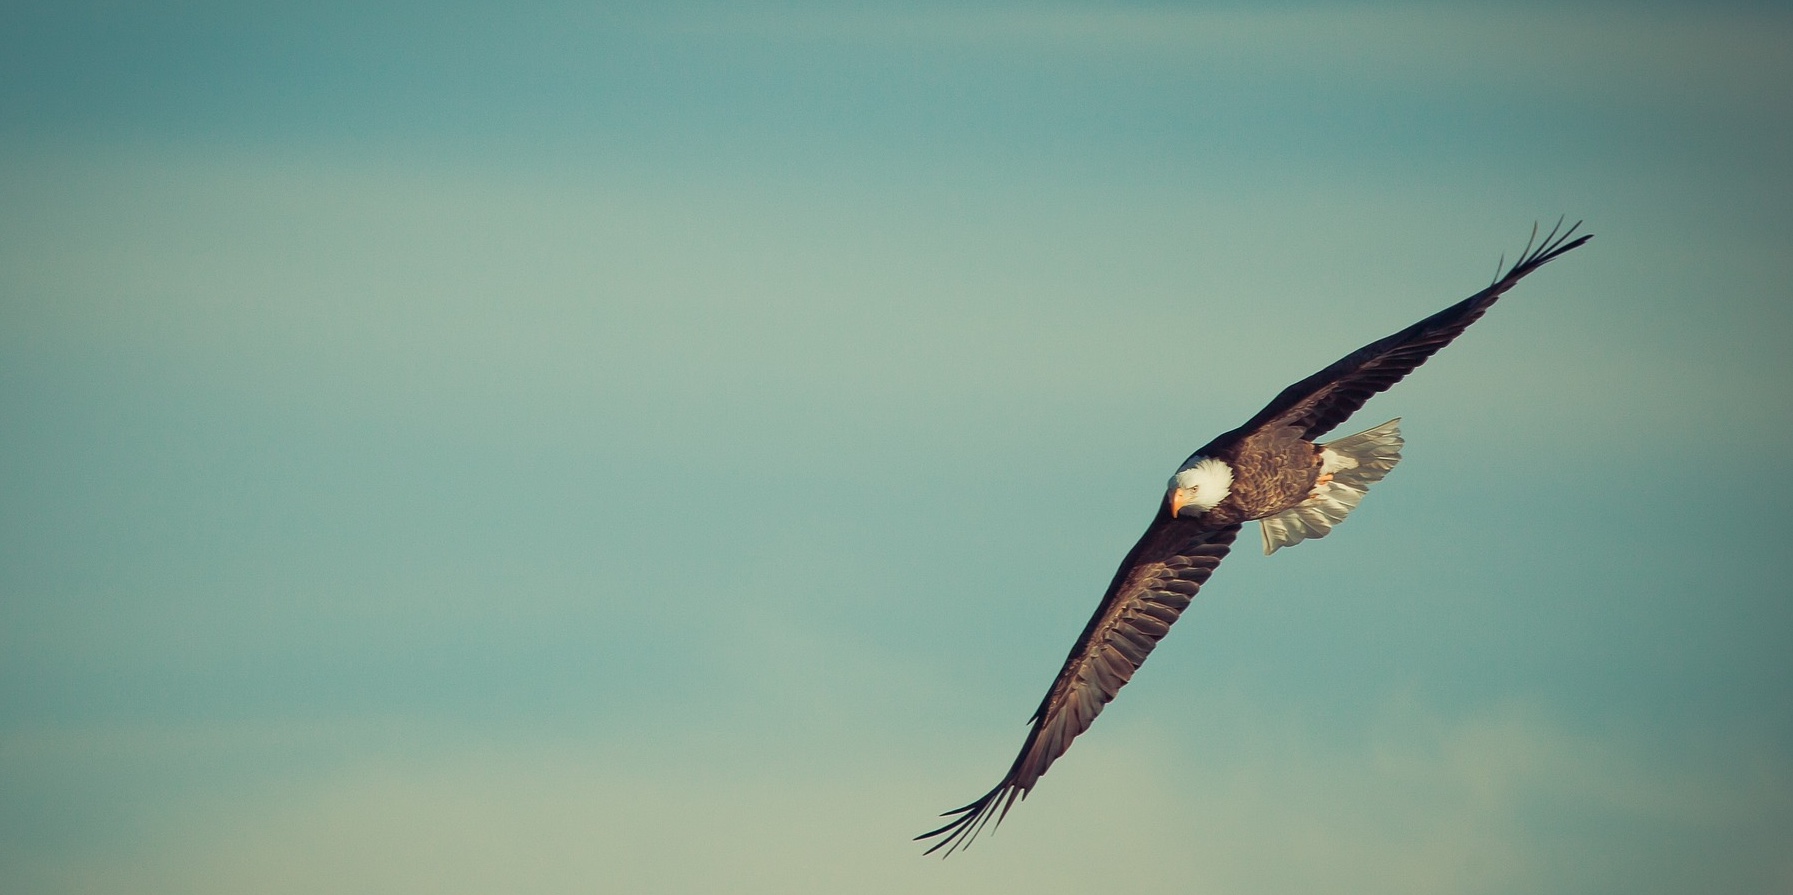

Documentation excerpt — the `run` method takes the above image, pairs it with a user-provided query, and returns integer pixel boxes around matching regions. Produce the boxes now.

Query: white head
[1168,457,1234,518]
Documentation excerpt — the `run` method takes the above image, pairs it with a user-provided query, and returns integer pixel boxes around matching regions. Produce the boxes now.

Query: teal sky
[3,2,1790,892]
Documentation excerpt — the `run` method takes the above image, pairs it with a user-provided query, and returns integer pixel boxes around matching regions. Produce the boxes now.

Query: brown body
[1203,425,1325,527]
[918,223,1591,856]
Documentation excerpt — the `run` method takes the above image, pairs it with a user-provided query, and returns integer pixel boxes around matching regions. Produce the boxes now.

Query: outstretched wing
[917,521,1242,856]
[1227,221,1591,445]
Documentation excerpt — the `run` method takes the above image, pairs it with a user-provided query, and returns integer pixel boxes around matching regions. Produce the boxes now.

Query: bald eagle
[919,222,1591,856]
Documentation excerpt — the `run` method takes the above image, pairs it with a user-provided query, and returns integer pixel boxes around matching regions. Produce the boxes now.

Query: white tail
[1260,419,1403,555]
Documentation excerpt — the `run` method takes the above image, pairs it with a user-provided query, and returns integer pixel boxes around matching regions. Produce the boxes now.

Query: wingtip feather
[1501,218,1591,282]
[916,780,1022,857]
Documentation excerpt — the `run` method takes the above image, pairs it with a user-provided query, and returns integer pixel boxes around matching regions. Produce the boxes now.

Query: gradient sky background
[3,2,1790,893]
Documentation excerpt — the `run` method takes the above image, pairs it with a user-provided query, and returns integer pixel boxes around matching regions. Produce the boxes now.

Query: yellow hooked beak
[1169,489,1189,518]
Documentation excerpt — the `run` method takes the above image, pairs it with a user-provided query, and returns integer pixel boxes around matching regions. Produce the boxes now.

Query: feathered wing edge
[917,524,1241,857]
[1489,218,1590,289]
[1229,220,1591,444]
[914,765,1027,858]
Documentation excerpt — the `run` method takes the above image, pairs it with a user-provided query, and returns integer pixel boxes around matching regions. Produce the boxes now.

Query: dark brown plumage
[918,222,1590,856]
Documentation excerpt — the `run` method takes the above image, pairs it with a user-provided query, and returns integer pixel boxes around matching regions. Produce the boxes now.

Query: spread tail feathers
[1260,419,1403,555]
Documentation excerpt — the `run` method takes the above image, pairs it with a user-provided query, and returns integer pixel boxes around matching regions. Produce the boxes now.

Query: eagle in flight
[919,222,1591,856]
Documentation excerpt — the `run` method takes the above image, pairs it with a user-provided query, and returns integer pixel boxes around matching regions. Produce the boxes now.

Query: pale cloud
[7,699,1787,895]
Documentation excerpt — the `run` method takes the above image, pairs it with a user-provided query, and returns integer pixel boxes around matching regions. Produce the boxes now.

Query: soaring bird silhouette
[919,222,1591,856]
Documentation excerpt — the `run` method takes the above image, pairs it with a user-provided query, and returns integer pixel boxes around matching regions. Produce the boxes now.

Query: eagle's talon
[1308,473,1335,500]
